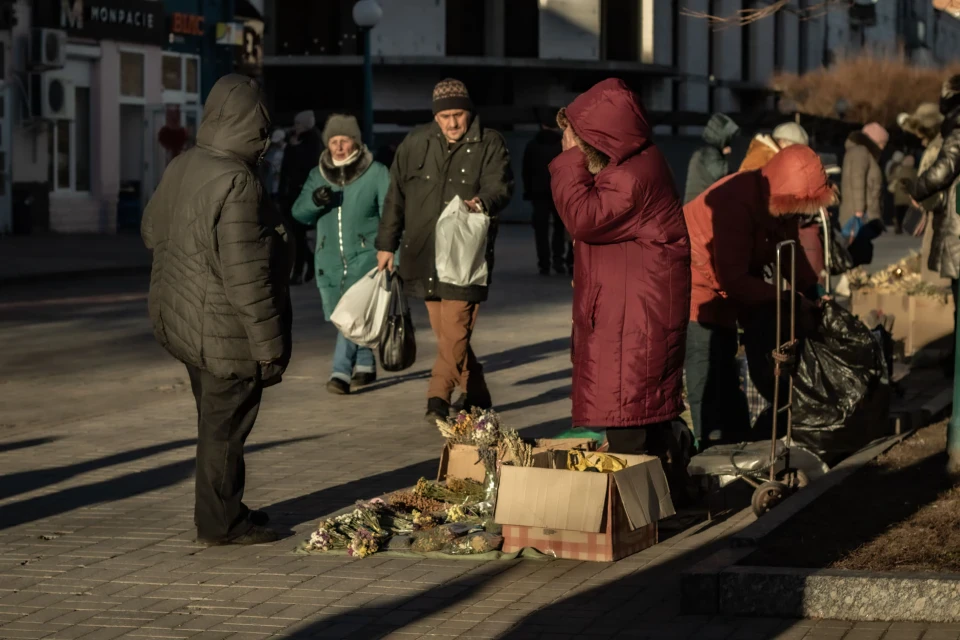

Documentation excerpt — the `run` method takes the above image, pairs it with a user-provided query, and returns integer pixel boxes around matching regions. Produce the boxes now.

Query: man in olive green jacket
[142,75,291,546]
[376,78,514,424]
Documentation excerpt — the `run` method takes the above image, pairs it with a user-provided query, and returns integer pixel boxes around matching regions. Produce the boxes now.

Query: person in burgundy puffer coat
[551,78,691,458]
[683,145,834,447]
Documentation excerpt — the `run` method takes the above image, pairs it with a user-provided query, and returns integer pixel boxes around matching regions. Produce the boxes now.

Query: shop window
[120,51,145,99]
[75,88,90,192]
[47,86,92,192]
[185,57,198,94]
[162,54,181,91]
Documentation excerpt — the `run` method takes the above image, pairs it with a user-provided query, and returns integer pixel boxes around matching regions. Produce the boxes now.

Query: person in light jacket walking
[293,115,391,395]
[376,79,514,424]
[840,122,888,238]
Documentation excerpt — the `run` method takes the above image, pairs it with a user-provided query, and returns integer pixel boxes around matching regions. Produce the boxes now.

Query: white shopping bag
[435,195,490,288]
[330,269,391,348]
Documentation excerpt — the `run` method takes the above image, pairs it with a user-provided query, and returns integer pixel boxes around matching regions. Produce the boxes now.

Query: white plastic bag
[330,268,391,348]
[435,195,490,288]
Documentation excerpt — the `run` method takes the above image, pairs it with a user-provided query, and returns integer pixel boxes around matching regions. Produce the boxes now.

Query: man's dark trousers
[532,199,571,272]
[186,364,263,541]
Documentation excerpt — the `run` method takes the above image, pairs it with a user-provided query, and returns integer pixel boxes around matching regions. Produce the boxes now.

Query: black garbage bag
[379,273,417,372]
[828,223,854,275]
[788,300,890,462]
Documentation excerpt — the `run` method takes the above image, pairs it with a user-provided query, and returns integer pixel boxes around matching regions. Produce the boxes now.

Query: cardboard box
[436,438,597,483]
[851,289,954,356]
[494,453,676,562]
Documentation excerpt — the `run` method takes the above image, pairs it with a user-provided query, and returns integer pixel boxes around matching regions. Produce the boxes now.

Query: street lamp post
[352,0,381,149]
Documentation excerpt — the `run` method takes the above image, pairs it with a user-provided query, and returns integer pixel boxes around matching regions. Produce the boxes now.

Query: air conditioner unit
[29,28,67,70]
[29,73,75,121]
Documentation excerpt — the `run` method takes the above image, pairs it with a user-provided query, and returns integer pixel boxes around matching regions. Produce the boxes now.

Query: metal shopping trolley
[687,240,820,518]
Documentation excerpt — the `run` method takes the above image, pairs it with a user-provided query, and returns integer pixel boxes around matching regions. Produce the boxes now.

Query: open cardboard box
[851,289,954,357]
[494,452,676,562]
[436,438,597,483]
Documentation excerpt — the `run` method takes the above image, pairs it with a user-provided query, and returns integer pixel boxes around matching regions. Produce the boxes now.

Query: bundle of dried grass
[773,53,960,127]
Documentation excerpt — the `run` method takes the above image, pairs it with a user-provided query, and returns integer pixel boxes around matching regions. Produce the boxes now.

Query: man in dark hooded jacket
[142,75,291,546]
[684,113,740,203]
[523,107,571,275]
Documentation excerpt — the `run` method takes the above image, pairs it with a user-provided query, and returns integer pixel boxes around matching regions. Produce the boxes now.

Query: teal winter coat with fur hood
[292,147,391,319]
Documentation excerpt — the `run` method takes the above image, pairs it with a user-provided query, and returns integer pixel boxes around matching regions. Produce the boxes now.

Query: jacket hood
[557,78,651,169]
[760,144,836,215]
[702,113,740,149]
[845,131,882,161]
[739,135,780,172]
[196,74,271,164]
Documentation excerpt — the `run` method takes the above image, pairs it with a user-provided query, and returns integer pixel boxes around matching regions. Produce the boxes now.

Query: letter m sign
[60,0,83,29]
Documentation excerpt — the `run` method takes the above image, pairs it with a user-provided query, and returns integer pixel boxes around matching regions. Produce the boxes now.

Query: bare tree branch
[681,0,850,30]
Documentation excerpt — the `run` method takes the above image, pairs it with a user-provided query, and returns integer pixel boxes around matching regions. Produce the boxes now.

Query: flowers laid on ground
[304,476,495,558]
[847,254,951,302]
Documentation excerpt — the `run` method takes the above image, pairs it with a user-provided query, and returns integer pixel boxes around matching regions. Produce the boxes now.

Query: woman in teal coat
[292,114,391,395]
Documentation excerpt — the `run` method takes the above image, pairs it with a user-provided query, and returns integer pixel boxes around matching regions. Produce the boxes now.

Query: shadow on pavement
[480,337,570,375]
[0,436,60,455]
[0,435,326,531]
[496,385,571,414]
[281,510,749,639]
[515,368,572,385]
[261,459,439,531]
[0,438,196,502]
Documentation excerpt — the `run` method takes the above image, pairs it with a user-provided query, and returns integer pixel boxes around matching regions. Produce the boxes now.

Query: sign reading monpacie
[36,0,167,46]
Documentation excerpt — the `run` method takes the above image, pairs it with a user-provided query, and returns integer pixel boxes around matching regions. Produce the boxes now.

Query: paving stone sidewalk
[0,228,946,640]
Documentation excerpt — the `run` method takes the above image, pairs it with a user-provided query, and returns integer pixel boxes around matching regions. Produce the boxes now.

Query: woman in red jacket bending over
[551,78,691,459]
[683,145,834,449]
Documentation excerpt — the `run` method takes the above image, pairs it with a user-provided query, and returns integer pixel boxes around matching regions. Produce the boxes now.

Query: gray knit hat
[772,122,809,146]
[432,78,473,114]
[322,114,362,145]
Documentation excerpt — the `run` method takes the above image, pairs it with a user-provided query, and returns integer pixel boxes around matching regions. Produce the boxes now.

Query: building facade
[0,0,248,235]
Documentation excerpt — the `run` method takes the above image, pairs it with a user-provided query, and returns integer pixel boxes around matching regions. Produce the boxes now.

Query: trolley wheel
[776,468,811,491]
[751,481,788,517]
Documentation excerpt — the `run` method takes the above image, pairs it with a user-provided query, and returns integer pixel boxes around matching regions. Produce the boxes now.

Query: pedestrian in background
[523,106,571,276]
[739,121,810,172]
[552,79,690,480]
[888,153,917,235]
[292,114,391,395]
[376,78,514,424]
[683,113,739,203]
[840,122,888,241]
[280,110,321,285]
[261,129,286,199]
[683,145,831,447]
[141,75,291,546]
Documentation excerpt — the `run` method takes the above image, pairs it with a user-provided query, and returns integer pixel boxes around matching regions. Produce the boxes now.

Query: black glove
[259,361,285,388]
[312,186,334,208]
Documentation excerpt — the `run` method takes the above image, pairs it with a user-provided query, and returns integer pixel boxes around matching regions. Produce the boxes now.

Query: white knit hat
[772,122,810,147]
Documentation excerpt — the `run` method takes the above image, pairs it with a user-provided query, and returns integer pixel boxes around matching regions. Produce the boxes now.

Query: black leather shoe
[351,372,377,387]
[326,379,350,395]
[425,397,450,425]
[249,509,270,527]
[198,525,279,546]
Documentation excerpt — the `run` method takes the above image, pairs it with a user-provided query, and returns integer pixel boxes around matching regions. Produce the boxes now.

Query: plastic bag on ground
[379,273,417,372]
[435,195,490,288]
[330,268,391,348]
[786,301,891,462]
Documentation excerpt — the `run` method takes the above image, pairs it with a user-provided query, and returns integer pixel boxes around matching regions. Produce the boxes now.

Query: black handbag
[379,273,417,372]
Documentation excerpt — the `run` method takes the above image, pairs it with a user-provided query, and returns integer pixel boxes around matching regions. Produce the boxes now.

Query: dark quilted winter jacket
[141,75,292,380]
[551,78,691,428]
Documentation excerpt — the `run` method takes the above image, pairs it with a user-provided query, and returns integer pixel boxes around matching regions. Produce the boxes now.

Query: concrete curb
[718,567,960,622]
[680,429,957,619]
[0,264,151,286]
